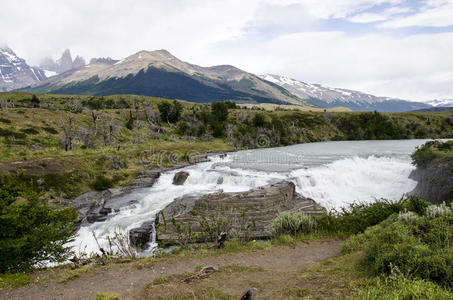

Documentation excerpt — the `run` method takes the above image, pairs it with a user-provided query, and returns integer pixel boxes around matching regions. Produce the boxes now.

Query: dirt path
[0,239,342,300]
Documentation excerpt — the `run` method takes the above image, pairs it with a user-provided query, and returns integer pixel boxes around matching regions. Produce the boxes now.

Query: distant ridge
[260,74,431,112]
[24,50,309,105]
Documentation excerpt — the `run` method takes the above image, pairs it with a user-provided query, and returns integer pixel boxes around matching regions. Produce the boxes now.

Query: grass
[352,277,453,300]
[0,273,31,290]
[95,292,121,300]
[58,265,95,283]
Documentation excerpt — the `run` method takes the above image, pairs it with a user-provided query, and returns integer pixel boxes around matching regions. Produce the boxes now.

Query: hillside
[1,91,452,205]
[261,74,431,112]
[23,50,307,105]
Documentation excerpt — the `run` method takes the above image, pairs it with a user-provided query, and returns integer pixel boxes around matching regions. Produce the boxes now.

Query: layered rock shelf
[155,181,326,246]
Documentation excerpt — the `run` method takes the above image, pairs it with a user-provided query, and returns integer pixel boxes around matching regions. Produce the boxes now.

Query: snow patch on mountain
[425,99,453,107]
[0,47,46,91]
[260,74,431,112]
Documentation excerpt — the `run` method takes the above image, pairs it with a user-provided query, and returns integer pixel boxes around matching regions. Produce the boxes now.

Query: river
[71,139,432,255]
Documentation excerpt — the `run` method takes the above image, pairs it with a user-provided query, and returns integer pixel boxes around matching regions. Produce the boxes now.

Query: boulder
[155,181,326,245]
[129,221,154,250]
[172,171,189,185]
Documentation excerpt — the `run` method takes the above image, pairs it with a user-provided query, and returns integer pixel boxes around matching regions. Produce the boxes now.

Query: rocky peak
[72,56,86,69]
[56,49,74,73]
[89,57,118,64]
[40,49,86,74]
[0,46,46,91]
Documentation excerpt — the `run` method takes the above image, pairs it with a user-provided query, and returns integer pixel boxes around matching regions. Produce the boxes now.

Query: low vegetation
[412,140,453,168]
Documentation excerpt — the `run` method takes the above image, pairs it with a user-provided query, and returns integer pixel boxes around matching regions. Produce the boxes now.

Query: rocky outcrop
[409,160,453,204]
[71,156,209,225]
[172,171,189,185]
[69,170,161,224]
[129,221,154,249]
[155,181,326,245]
[0,47,46,91]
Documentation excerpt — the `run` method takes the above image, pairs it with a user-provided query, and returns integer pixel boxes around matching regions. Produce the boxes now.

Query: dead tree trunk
[91,111,99,135]
[62,115,74,151]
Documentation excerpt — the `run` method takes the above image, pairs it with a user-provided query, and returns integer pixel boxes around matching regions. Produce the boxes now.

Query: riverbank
[1,92,452,207]
[410,140,453,203]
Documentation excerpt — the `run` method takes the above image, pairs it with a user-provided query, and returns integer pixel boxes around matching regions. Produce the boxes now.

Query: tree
[0,174,77,272]
[30,94,40,108]
[211,102,229,122]
[158,100,182,124]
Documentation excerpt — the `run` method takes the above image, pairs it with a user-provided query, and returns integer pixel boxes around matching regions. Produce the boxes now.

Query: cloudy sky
[1,0,453,101]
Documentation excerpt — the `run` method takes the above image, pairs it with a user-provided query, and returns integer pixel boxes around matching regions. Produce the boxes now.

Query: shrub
[91,174,114,191]
[361,211,453,288]
[0,174,77,272]
[425,203,451,219]
[0,117,11,124]
[211,101,229,122]
[397,211,420,224]
[317,199,404,234]
[19,128,39,135]
[271,211,317,236]
[158,100,182,123]
[411,140,453,168]
[317,197,430,235]
[42,126,58,134]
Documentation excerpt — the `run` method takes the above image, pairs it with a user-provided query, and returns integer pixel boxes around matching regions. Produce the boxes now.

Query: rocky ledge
[409,160,453,204]
[67,154,209,225]
[155,181,326,246]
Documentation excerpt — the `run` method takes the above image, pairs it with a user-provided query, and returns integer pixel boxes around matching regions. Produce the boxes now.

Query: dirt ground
[0,239,345,300]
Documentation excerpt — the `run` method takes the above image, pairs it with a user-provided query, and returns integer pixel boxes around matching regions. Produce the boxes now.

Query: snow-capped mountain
[424,99,453,107]
[0,47,46,91]
[260,74,431,112]
[39,49,86,77]
[25,50,307,105]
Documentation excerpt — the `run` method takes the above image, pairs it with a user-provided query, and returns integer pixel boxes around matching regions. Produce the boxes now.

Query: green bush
[0,117,11,124]
[91,174,114,191]
[362,209,453,288]
[353,276,453,300]
[158,100,182,123]
[318,197,430,235]
[0,174,77,272]
[42,126,58,134]
[271,211,317,236]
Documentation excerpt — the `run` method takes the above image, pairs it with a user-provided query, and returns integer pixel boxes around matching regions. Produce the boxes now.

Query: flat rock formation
[155,181,325,245]
[409,160,453,204]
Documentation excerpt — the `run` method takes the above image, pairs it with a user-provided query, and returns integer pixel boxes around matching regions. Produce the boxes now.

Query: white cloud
[379,0,453,28]
[348,6,413,23]
[348,13,388,23]
[212,31,453,101]
[1,0,452,101]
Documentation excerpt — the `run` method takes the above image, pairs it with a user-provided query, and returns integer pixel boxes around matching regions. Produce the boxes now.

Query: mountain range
[24,49,306,105]
[260,74,430,112]
[0,47,46,91]
[1,46,448,112]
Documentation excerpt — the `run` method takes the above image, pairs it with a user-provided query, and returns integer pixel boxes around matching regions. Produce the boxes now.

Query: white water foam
[291,155,417,210]
[71,148,418,256]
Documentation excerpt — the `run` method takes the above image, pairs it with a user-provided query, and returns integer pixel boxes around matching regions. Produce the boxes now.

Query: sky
[1,0,453,101]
